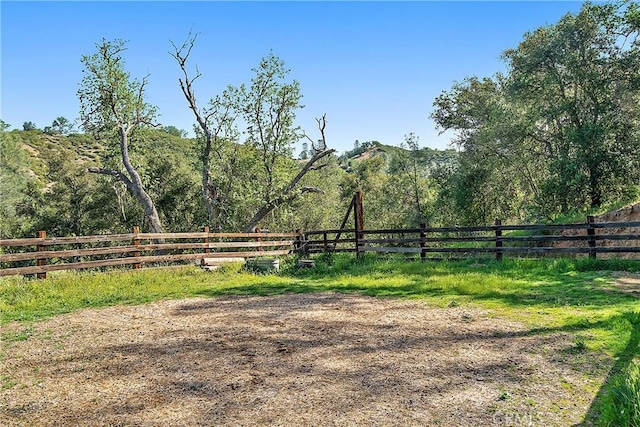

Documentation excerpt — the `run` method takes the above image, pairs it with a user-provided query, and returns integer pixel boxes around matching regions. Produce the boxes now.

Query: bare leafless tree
[170,33,241,230]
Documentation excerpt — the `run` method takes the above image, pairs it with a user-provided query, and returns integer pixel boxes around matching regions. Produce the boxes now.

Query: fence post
[420,223,427,262]
[203,226,210,254]
[295,229,302,255]
[255,227,264,253]
[495,219,503,261]
[132,226,141,269]
[354,191,364,258]
[302,231,309,256]
[36,230,47,279]
[587,216,596,259]
[323,232,328,253]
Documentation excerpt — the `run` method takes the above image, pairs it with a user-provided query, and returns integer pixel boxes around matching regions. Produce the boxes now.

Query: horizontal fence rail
[302,217,640,261]
[3,218,638,278]
[0,227,300,278]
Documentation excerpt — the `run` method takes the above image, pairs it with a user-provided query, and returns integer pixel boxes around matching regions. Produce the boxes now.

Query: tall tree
[171,33,242,230]
[52,116,74,134]
[503,1,640,209]
[240,54,335,232]
[388,134,431,226]
[432,76,537,223]
[432,1,640,221]
[78,39,164,233]
[172,36,335,232]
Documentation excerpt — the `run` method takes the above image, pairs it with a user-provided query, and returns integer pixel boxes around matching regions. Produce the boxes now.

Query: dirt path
[1,293,610,426]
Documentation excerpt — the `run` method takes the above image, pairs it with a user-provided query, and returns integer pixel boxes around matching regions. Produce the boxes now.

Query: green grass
[599,362,640,427]
[1,254,639,424]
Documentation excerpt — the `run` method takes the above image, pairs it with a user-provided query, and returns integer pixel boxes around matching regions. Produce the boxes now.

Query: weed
[1,327,34,342]
[573,337,588,353]
[599,362,640,427]
[1,375,17,390]
[498,390,511,401]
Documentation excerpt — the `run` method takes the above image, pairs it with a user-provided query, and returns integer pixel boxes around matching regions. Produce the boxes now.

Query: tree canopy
[432,1,640,223]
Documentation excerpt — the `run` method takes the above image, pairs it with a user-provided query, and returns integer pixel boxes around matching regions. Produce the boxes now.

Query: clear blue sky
[2,1,584,153]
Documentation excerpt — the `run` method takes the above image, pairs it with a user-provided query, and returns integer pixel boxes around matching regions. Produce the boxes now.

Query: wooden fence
[2,217,638,279]
[0,227,301,278]
[301,217,640,261]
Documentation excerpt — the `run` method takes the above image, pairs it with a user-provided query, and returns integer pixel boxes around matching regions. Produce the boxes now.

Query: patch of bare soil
[1,293,611,426]
[602,272,640,298]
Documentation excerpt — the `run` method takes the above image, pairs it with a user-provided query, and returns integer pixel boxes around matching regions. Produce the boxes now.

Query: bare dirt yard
[1,293,610,426]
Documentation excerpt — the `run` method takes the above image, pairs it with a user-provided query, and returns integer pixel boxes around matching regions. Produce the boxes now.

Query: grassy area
[1,255,639,424]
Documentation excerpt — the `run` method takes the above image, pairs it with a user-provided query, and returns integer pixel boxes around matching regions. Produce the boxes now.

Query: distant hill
[0,128,199,238]
[0,129,196,187]
[337,141,458,172]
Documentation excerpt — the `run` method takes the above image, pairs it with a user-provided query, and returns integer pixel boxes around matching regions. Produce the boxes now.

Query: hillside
[338,141,458,172]
[0,129,201,238]
[0,129,196,197]
[0,130,466,238]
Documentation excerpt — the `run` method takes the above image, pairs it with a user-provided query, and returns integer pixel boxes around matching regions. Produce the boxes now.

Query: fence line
[2,218,639,278]
[1,228,300,278]
[301,217,640,261]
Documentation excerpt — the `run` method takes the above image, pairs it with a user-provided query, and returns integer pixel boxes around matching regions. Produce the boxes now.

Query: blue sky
[2,1,584,153]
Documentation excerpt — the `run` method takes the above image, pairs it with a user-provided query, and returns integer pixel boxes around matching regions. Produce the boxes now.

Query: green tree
[172,35,335,232]
[387,133,432,226]
[171,33,243,230]
[22,121,37,131]
[239,55,335,232]
[0,120,10,131]
[34,151,95,236]
[432,76,536,224]
[503,1,640,210]
[432,1,640,221]
[52,116,74,134]
[0,132,41,237]
[162,125,188,138]
[78,39,164,233]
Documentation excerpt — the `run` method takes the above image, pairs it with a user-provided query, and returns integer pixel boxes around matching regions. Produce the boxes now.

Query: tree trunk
[589,186,602,209]
[118,130,163,233]
[202,138,215,226]
[244,204,275,233]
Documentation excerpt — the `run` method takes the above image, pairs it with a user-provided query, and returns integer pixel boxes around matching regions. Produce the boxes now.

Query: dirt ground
[609,272,640,297]
[1,293,611,426]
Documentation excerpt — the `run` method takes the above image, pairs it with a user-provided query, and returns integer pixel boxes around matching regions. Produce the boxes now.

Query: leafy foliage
[432,1,640,223]
[78,38,164,232]
[22,122,38,131]
[4,4,640,238]
[599,361,640,426]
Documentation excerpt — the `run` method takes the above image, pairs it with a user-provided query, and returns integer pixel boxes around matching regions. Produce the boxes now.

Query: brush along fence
[0,227,301,278]
[302,217,640,261]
